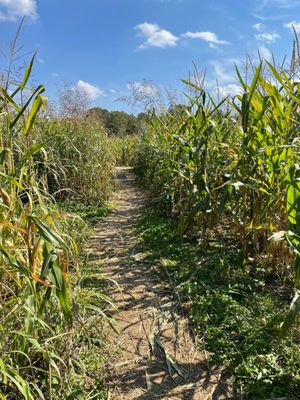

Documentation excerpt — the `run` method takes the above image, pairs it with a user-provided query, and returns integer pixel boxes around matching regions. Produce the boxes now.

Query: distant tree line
[87,107,148,136]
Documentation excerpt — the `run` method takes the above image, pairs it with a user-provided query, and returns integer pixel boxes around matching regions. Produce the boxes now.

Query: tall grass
[36,118,116,204]
[0,35,113,398]
[0,50,74,398]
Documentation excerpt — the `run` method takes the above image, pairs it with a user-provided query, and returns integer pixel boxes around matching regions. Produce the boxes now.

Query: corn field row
[135,60,300,335]
[0,46,122,397]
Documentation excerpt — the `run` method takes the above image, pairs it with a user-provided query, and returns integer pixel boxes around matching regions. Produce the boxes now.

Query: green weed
[136,206,300,398]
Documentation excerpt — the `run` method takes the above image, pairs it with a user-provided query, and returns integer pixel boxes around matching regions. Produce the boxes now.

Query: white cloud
[0,0,37,21]
[75,80,104,100]
[253,23,265,31]
[37,57,45,64]
[284,20,300,32]
[135,22,179,48]
[182,31,229,45]
[211,61,233,82]
[258,45,272,61]
[217,83,242,98]
[252,20,280,43]
[51,73,59,78]
[110,89,117,94]
[255,32,280,43]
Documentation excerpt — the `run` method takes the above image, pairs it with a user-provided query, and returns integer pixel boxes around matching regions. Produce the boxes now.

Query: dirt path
[85,167,231,400]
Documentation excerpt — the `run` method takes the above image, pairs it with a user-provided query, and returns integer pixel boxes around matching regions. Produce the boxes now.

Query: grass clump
[60,199,113,225]
[135,206,300,398]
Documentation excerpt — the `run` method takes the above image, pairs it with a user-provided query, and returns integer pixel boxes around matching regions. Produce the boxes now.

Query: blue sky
[0,0,299,113]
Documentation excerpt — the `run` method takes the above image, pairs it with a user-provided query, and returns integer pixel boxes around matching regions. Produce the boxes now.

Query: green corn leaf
[181,79,203,92]
[40,251,57,281]
[10,53,36,98]
[4,368,34,400]
[0,358,7,385]
[24,95,48,136]
[234,64,247,91]
[10,84,45,130]
[38,286,52,317]
[24,296,35,336]
[280,290,300,336]
[247,62,262,103]
[1,89,21,112]
[50,258,72,324]
[0,148,9,165]
[0,243,29,275]
[286,165,300,232]
[0,172,24,189]
[21,143,44,162]
[29,216,66,248]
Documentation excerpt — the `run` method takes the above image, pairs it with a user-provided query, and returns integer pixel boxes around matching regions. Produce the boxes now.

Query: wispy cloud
[267,0,300,8]
[135,22,179,48]
[75,80,105,100]
[253,23,265,31]
[210,60,234,83]
[255,32,280,43]
[253,13,289,21]
[284,20,300,32]
[258,45,272,61]
[252,23,280,43]
[0,0,37,22]
[217,83,242,98]
[182,31,229,46]
[256,0,300,10]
